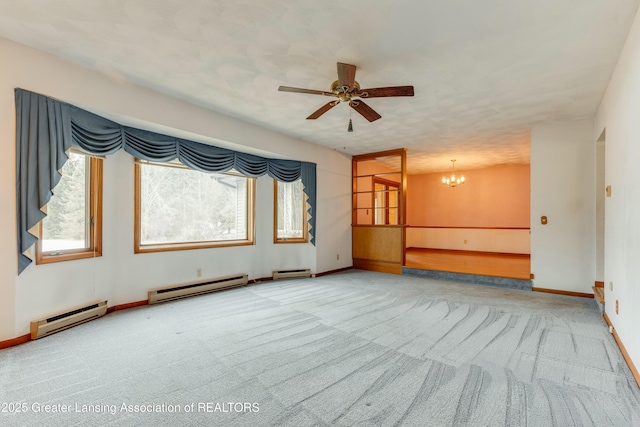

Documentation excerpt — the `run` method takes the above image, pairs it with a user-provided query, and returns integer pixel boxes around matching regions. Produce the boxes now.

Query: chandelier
[442,159,465,187]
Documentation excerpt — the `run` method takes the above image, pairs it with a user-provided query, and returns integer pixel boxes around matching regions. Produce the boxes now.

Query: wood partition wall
[352,149,406,274]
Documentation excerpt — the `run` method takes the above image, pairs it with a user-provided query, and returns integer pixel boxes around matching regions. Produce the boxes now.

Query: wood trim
[353,258,402,275]
[314,266,354,277]
[400,149,407,265]
[35,250,103,264]
[249,277,273,284]
[407,247,530,258]
[352,224,406,228]
[371,177,400,225]
[106,300,148,314]
[402,225,407,266]
[595,281,605,288]
[136,239,255,253]
[407,225,531,230]
[249,177,256,246]
[134,160,142,253]
[593,287,605,304]
[354,190,401,199]
[134,163,256,253]
[252,268,354,282]
[532,287,594,298]
[352,148,407,162]
[372,176,401,187]
[352,157,357,225]
[92,157,104,258]
[400,148,407,226]
[353,173,403,180]
[603,312,640,387]
[353,207,407,212]
[0,334,31,350]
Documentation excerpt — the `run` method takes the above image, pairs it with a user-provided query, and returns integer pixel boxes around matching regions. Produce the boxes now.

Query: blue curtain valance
[15,88,317,274]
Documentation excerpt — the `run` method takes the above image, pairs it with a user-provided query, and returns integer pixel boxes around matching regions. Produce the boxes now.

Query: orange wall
[407,164,530,228]
[355,159,401,225]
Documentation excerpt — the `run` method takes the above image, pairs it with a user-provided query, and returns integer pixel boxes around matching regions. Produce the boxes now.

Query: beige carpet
[1,270,639,426]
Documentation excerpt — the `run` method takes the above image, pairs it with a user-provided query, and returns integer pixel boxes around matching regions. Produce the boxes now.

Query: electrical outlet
[196,268,202,278]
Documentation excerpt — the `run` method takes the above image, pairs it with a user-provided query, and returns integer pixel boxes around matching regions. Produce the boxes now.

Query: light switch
[541,216,547,225]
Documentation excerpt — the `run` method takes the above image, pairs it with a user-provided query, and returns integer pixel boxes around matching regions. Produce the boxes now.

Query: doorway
[373,177,399,225]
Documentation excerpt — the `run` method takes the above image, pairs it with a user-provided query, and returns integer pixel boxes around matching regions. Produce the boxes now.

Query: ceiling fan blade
[357,86,414,98]
[306,101,338,120]
[337,62,357,90]
[278,86,334,96]
[350,100,382,122]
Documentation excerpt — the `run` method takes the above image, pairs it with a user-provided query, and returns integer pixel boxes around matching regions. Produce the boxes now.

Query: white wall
[530,120,595,293]
[595,138,605,282]
[406,228,530,254]
[0,37,352,340]
[595,4,640,376]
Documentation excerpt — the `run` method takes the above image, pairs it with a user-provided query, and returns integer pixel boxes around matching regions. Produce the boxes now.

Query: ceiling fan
[278,62,414,126]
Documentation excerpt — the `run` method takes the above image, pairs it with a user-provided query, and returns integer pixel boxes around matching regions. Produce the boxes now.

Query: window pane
[140,164,248,245]
[277,180,305,239]
[42,153,89,252]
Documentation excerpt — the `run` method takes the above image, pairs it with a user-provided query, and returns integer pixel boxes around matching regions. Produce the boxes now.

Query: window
[135,161,255,252]
[274,179,308,243]
[36,151,103,264]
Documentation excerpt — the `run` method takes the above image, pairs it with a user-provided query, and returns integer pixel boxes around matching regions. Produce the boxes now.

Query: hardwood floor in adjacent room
[405,248,531,280]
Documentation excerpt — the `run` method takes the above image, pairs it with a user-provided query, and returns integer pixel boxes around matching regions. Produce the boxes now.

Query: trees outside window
[36,152,103,264]
[135,162,255,252]
[274,179,308,243]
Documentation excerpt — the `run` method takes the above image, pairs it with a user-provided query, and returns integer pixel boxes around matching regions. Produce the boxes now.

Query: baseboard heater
[148,274,248,305]
[273,269,311,280]
[30,300,108,340]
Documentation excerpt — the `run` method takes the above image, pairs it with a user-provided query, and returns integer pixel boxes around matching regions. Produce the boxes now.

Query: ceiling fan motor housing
[278,62,414,122]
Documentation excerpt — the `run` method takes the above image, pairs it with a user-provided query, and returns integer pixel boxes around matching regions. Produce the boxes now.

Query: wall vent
[273,269,311,280]
[148,274,248,304]
[30,300,108,340]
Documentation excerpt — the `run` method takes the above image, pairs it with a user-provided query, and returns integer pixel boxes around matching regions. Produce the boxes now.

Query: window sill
[36,250,102,265]
[135,240,254,254]
[274,239,309,244]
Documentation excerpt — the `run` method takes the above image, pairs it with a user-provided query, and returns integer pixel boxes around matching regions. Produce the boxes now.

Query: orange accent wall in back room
[407,164,530,227]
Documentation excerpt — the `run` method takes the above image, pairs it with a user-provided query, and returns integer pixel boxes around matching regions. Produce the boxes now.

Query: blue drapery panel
[15,90,73,273]
[15,88,317,274]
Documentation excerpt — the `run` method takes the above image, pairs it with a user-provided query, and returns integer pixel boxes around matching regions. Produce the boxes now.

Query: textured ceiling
[0,0,638,173]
